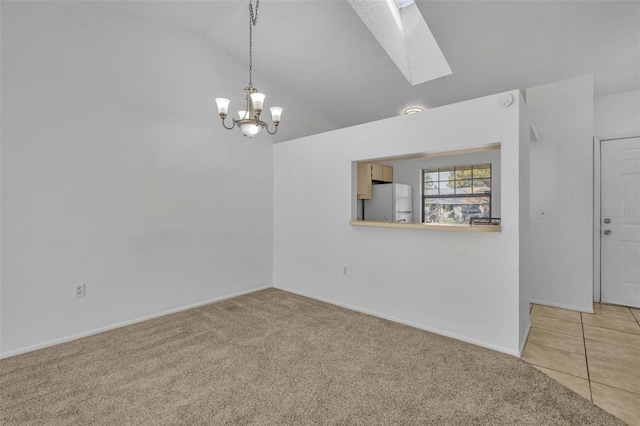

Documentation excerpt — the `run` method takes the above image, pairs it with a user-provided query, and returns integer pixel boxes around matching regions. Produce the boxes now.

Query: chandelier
[215,0,282,138]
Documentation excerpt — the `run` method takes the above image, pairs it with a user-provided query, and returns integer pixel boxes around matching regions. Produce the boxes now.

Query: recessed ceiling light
[403,107,424,115]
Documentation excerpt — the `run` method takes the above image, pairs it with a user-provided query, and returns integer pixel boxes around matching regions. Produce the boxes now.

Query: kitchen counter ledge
[349,220,501,232]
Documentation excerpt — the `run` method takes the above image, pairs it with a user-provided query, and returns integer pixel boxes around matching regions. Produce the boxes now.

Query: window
[422,164,491,224]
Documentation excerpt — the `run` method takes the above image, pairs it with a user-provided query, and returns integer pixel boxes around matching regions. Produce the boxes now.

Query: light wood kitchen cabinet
[357,163,373,200]
[382,165,393,182]
[357,162,393,200]
[371,164,384,181]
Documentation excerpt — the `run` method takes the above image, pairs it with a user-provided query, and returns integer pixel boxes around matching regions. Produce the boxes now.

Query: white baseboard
[529,299,593,314]
[0,285,272,359]
[275,285,521,357]
[4,285,526,359]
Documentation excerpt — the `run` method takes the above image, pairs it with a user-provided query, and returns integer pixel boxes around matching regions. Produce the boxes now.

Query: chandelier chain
[248,0,259,87]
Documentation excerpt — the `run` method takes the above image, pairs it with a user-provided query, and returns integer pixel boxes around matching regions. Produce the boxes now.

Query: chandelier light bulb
[270,107,283,124]
[250,92,265,114]
[215,98,230,117]
[237,110,250,120]
[240,122,262,138]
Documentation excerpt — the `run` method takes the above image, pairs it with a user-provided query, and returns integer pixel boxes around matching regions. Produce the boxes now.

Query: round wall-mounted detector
[403,107,424,115]
[499,94,514,108]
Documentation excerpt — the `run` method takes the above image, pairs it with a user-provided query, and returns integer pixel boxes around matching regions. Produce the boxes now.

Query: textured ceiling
[100,0,639,137]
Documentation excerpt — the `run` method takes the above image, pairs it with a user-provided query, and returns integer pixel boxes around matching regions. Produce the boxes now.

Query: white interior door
[601,137,640,308]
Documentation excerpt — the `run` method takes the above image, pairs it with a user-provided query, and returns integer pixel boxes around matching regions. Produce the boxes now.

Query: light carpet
[1,288,622,425]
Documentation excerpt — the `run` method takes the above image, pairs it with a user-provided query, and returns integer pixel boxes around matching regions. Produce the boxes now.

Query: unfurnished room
[1,1,639,424]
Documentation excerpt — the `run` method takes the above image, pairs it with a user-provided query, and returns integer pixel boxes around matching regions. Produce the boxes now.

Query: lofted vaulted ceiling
[100,0,639,138]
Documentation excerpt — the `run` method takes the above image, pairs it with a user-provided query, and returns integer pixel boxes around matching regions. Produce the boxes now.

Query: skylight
[348,0,452,86]
[394,0,415,9]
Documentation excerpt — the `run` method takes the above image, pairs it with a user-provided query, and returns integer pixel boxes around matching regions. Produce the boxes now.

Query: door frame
[594,136,640,303]
[593,137,601,303]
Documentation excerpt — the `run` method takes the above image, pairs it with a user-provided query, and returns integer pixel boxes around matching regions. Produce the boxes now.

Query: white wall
[518,96,531,352]
[381,149,501,222]
[595,90,640,141]
[526,76,594,312]
[0,1,332,357]
[274,91,529,356]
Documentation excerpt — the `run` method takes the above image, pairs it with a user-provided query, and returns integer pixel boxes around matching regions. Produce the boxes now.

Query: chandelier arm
[265,124,278,135]
[221,118,236,130]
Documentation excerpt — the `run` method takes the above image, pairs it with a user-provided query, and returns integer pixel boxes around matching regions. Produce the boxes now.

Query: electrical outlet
[343,266,348,277]
[74,283,85,298]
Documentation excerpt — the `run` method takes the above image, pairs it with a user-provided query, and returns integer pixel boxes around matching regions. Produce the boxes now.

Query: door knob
[603,230,612,235]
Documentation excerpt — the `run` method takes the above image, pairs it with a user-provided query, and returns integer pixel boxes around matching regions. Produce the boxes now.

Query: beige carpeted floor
[1,288,623,425]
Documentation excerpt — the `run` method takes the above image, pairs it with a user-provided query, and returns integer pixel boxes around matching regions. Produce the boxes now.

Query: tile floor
[522,302,640,425]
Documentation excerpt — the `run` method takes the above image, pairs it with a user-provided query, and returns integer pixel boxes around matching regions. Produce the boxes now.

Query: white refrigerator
[364,183,413,222]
